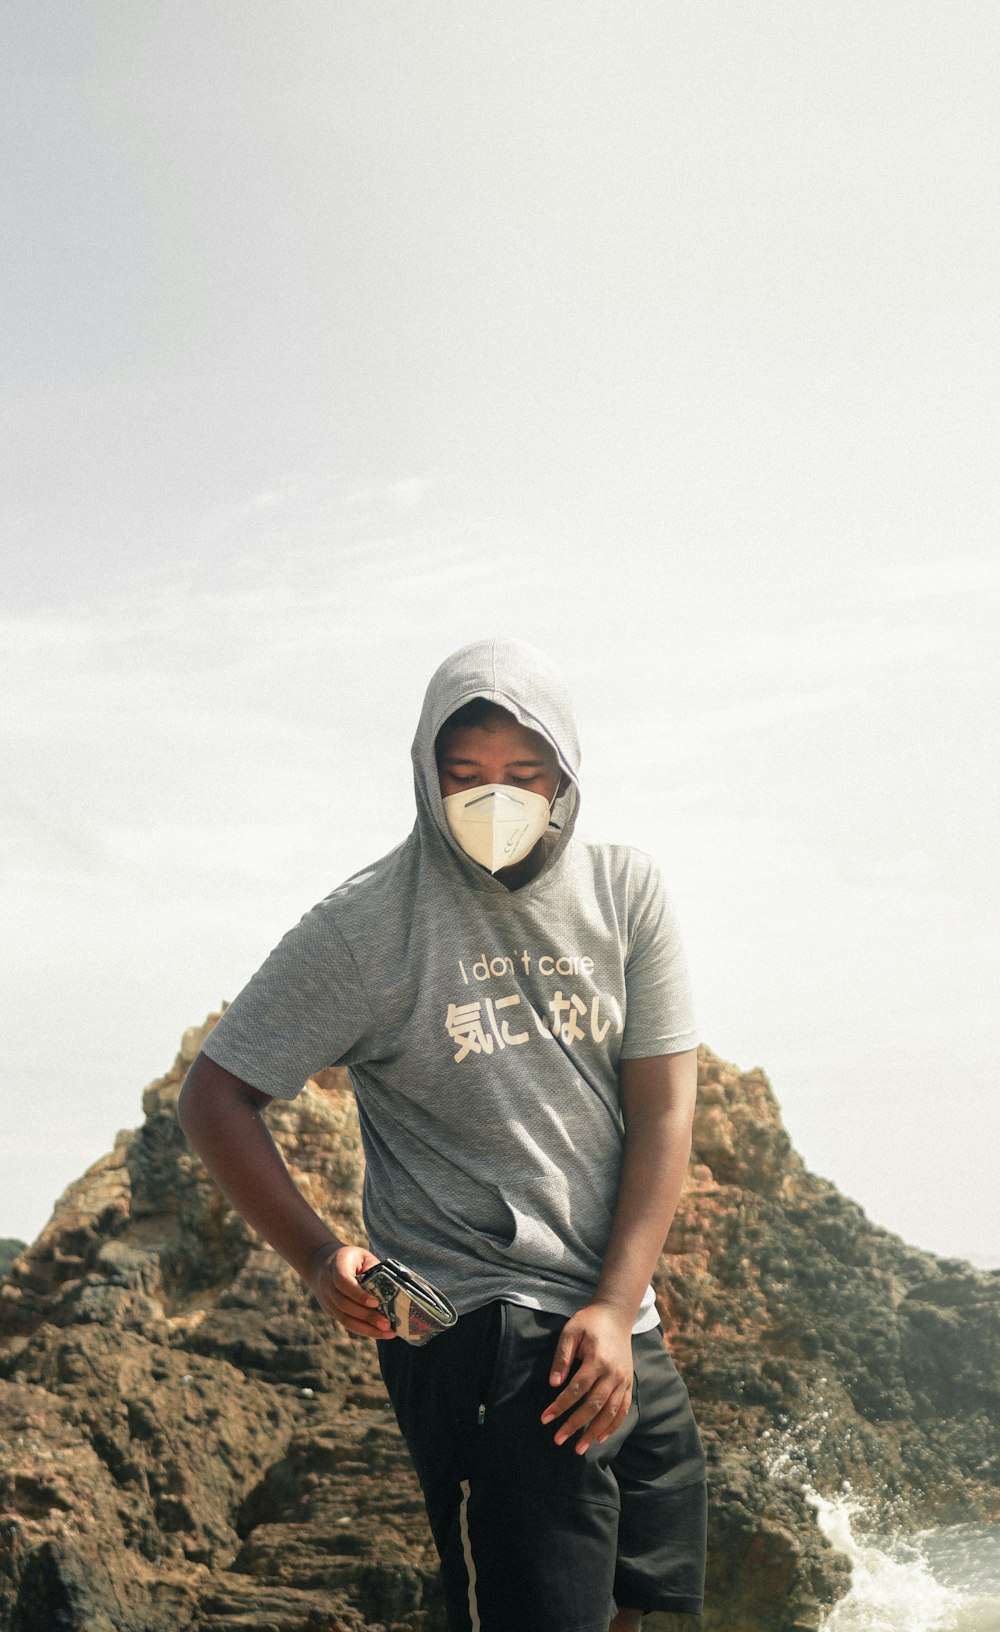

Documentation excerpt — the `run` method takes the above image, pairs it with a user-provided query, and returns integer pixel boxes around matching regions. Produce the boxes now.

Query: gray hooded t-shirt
[202,638,698,1332]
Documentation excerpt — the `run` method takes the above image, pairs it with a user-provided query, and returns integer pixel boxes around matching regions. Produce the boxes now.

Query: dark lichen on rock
[0,1245,25,1285]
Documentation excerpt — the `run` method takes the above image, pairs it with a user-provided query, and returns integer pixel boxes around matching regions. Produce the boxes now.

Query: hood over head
[411,637,581,890]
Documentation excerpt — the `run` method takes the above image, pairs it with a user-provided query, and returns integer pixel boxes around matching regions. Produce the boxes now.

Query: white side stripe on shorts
[458,1478,481,1631]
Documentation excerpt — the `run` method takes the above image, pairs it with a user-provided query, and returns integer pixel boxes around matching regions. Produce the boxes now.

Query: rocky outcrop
[656,1054,1000,1629]
[1,1020,997,1632]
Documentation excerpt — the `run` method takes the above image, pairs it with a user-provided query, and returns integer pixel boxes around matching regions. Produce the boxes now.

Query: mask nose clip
[442,783,555,874]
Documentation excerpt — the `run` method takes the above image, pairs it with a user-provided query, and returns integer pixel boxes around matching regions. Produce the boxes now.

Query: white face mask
[442,783,554,874]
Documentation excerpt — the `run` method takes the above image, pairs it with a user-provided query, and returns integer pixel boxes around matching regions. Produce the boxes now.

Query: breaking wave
[812,1493,1000,1631]
[760,1404,1000,1631]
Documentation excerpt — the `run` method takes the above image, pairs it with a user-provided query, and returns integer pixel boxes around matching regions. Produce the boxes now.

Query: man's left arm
[541,1048,698,1453]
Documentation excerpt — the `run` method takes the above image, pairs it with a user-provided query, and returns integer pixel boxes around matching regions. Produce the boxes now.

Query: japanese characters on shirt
[444,949,623,1065]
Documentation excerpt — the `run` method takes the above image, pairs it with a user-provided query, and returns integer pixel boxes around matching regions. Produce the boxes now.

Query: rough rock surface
[1,1018,998,1632]
[0,1249,23,1284]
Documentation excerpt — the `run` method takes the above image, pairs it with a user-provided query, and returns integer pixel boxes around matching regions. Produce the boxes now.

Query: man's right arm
[176,1052,393,1340]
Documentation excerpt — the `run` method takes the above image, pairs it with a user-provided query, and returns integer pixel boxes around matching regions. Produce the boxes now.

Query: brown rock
[1,1024,997,1631]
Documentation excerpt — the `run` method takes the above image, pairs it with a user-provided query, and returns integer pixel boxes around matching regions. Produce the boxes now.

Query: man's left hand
[541,1302,634,1454]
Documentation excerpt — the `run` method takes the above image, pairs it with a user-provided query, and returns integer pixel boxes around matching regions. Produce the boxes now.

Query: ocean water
[813,1493,1000,1631]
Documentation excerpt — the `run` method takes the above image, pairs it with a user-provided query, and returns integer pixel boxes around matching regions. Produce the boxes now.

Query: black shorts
[378,1301,706,1632]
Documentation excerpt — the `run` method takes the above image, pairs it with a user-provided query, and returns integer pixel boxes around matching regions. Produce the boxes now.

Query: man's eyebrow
[437,757,551,770]
[439,754,548,767]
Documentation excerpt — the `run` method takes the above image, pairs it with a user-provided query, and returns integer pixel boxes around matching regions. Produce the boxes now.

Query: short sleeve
[619,860,699,1059]
[200,899,374,1098]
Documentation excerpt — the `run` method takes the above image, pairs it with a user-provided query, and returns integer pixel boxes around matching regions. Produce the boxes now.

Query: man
[178,637,706,1632]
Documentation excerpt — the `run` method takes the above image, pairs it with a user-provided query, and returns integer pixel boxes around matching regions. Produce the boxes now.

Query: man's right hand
[310,1242,397,1340]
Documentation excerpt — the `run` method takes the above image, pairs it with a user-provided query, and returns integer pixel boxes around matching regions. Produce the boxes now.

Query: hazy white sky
[3,3,998,1266]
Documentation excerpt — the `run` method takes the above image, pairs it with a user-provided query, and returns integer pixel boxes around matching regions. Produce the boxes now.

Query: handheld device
[359,1257,458,1346]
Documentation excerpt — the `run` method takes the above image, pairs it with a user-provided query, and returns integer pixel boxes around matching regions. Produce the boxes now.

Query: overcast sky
[3,2,998,1267]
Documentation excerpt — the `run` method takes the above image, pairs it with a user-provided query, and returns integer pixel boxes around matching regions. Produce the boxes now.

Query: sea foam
[811,1492,1000,1632]
[761,1401,1000,1632]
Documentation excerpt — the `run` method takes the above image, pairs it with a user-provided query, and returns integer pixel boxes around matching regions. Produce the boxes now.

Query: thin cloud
[874,555,1000,598]
[386,475,438,512]
[0,781,106,877]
